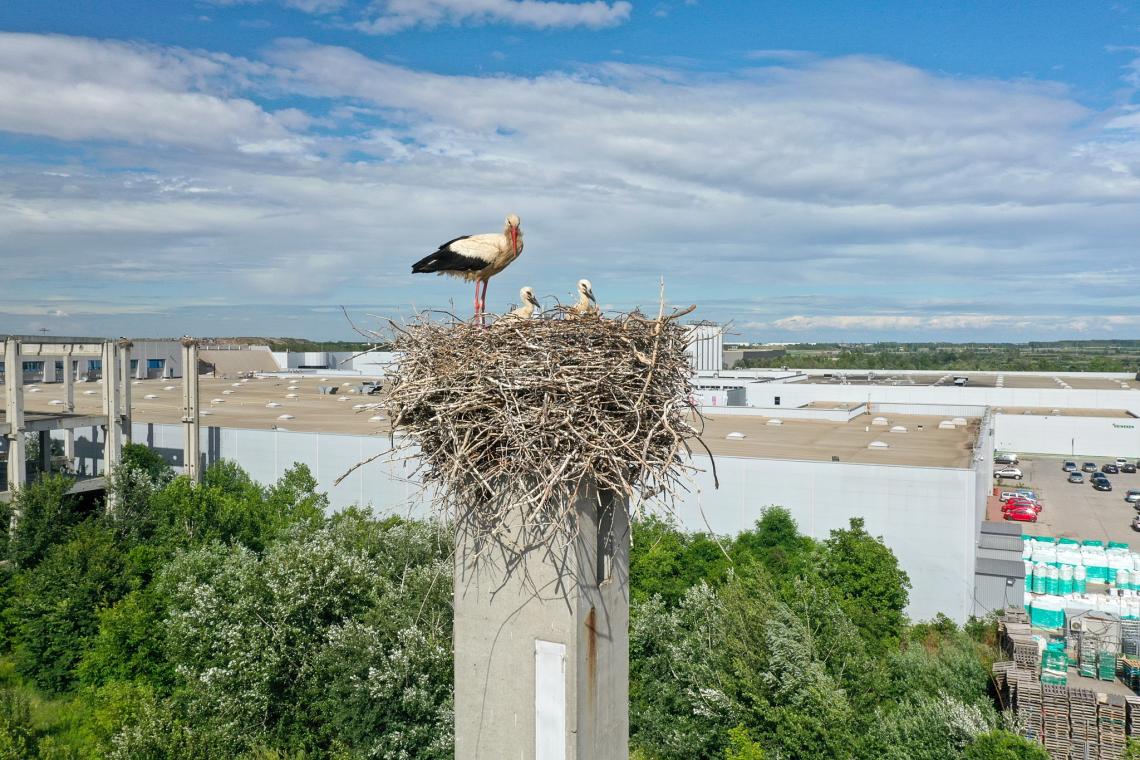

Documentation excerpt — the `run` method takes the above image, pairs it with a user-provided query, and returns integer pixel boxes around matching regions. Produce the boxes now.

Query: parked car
[1013,488,1038,500]
[1091,471,1108,481]
[1063,461,1078,472]
[1082,462,1099,473]
[1094,479,1113,492]
[1126,489,1140,504]
[1123,463,1138,474]
[1068,472,1085,484]
[1003,498,1041,514]
[359,380,382,395]
[994,467,1023,479]
[1103,463,1120,474]
[1005,507,1037,523]
[1132,514,1140,532]
[995,453,1020,465]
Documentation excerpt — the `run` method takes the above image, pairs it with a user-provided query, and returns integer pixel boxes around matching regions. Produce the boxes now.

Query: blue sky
[1,1,1139,342]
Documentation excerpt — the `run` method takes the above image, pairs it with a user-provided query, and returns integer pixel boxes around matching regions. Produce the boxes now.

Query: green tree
[963,730,1050,759]
[10,522,128,693]
[819,517,911,652]
[724,724,765,760]
[5,474,81,569]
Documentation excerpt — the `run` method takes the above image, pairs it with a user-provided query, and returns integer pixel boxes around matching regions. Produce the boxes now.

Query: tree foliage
[0,456,1009,759]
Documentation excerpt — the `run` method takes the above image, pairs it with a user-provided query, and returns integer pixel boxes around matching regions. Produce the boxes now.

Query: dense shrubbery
[0,446,1022,758]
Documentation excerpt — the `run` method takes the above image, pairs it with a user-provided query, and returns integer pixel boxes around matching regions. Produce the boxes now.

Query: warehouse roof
[701,412,977,468]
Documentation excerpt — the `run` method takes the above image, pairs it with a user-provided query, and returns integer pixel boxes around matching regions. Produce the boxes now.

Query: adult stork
[568,279,599,317]
[506,286,540,320]
[411,214,524,321]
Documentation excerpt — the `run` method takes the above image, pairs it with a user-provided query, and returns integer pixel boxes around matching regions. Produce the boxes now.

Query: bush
[5,474,81,569]
[114,510,452,758]
[10,522,128,693]
[963,729,1050,759]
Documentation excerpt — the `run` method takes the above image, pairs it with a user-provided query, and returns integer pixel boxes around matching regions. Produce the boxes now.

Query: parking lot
[995,455,1140,544]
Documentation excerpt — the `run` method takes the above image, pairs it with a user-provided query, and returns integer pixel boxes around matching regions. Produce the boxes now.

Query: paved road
[1012,455,1140,545]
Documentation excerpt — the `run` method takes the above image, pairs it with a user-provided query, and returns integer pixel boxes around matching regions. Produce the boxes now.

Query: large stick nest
[382,306,714,551]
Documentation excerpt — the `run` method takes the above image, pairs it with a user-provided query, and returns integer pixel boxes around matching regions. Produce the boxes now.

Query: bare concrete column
[63,349,75,461]
[453,480,630,760]
[5,339,27,522]
[118,340,133,444]
[180,338,200,483]
[101,341,121,484]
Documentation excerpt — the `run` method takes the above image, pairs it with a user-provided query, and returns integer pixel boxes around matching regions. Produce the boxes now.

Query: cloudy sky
[1,1,1139,342]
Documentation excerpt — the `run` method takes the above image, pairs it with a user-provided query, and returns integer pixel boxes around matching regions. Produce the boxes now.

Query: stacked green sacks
[1041,641,1068,685]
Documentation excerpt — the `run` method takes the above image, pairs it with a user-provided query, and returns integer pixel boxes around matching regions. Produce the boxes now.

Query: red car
[1005,507,1038,523]
[1003,498,1041,513]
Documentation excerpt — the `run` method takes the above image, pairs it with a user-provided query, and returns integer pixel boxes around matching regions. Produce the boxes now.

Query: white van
[995,452,1020,465]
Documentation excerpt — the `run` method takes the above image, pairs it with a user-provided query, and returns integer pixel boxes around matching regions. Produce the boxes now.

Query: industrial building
[8,326,1140,625]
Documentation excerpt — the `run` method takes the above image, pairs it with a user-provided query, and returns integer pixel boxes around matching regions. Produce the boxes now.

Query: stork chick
[506,286,541,320]
[568,279,599,317]
[411,214,524,322]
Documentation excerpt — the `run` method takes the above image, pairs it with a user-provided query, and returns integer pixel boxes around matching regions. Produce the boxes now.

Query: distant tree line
[737,343,1139,373]
[0,451,1054,758]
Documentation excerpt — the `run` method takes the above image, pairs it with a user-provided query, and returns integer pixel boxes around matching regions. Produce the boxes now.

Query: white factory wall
[870,402,988,419]
[749,382,1140,413]
[685,324,723,372]
[128,422,978,621]
[670,455,977,623]
[351,351,400,376]
[994,414,1140,458]
[701,405,865,422]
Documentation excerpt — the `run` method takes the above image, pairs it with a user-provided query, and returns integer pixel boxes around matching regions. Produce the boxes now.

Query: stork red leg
[473,280,481,319]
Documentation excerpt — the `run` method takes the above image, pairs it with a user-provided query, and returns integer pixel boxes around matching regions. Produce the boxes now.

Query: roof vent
[868,440,889,449]
[890,425,908,433]
[766,419,783,426]
[726,431,746,439]
[871,416,889,426]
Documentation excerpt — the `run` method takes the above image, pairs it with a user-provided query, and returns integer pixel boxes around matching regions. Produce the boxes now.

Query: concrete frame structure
[454,481,629,760]
[1,336,129,521]
[181,338,201,483]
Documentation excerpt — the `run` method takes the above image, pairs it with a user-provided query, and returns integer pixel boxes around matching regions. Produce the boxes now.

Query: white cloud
[354,0,633,34]
[0,33,304,154]
[1,33,1139,338]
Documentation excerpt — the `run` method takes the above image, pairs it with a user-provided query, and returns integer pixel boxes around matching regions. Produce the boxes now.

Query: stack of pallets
[1097,650,1117,682]
[1098,695,1127,759]
[1125,695,1140,739]
[1041,684,1071,759]
[1079,633,1100,678]
[1121,621,1140,658]
[1070,687,1100,759]
[1016,678,1044,741]
[992,661,1016,692]
[1014,640,1040,670]
[1121,657,1140,691]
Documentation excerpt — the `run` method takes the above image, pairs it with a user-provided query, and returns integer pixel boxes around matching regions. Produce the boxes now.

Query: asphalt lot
[1006,455,1140,545]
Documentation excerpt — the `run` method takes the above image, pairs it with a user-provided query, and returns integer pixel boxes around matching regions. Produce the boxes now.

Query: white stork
[506,286,541,320]
[412,214,524,321]
[568,279,599,317]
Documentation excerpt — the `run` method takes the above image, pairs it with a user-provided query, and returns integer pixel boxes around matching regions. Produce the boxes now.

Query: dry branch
[379,306,711,553]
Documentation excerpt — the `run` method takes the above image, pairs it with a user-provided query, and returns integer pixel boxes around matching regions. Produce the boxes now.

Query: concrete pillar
[101,341,121,484]
[4,339,27,522]
[42,357,56,384]
[181,338,200,483]
[63,349,75,462]
[118,340,132,444]
[453,480,630,760]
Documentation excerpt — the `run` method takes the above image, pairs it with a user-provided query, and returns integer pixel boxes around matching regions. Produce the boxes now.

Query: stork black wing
[411,236,488,274]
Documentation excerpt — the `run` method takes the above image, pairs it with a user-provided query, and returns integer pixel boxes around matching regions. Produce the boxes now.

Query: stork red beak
[510,227,519,254]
